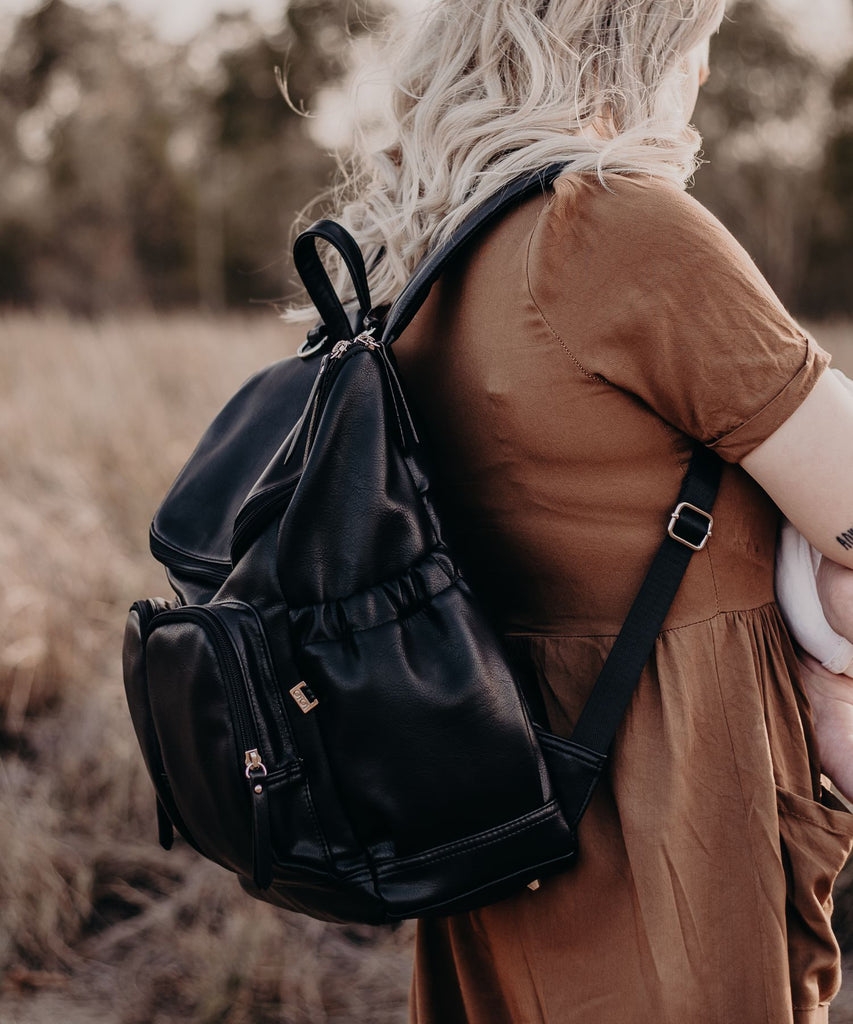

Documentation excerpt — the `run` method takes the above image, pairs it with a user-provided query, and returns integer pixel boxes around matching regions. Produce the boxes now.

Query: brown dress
[392,174,853,1024]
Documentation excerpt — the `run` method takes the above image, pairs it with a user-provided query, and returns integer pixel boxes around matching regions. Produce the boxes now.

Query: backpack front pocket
[288,553,553,860]
[138,601,304,888]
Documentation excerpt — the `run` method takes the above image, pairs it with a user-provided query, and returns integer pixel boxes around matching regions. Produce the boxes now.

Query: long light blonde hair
[294,0,726,317]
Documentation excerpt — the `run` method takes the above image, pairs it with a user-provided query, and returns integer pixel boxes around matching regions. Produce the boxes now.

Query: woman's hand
[798,651,853,803]
[817,556,853,642]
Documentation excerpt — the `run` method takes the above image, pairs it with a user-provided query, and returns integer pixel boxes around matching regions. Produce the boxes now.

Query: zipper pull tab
[354,326,378,349]
[244,749,273,889]
[282,356,328,465]
[156,795,174,851]
[244,748,267,777]
[329,339,352,359]
[330,327,377,360]
[251,780,273,889]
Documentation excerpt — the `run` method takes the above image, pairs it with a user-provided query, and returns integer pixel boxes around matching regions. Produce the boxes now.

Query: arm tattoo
[837,527,853,551]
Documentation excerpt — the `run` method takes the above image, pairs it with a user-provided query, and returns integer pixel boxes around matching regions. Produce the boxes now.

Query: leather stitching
[373,803,564,871]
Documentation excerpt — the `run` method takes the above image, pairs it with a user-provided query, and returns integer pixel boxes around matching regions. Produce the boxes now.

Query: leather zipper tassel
[156,795,174,851]
[282,356,327,465]
[302,333,375,459]
[249,772,273,889]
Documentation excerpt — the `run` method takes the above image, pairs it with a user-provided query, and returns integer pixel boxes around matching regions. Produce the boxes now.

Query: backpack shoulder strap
[569,444,722,755]
[380,163,568,345]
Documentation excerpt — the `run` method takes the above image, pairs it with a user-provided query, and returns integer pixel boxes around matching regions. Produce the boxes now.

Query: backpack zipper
[148,530,231,585]
[230,478,299,564]
[303,329,378,457]
[328,327,377,360]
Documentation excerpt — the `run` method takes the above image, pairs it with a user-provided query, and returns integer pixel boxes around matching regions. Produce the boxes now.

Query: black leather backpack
[122,165,720,924]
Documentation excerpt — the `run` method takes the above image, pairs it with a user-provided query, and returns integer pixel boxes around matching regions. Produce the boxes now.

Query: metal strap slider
[668,502,714,552]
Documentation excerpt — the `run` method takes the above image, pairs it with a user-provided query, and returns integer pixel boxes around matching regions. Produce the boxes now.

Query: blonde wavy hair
[294,0,726,317]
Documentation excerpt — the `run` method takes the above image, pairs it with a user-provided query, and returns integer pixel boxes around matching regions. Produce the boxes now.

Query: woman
[303,1,853,1020]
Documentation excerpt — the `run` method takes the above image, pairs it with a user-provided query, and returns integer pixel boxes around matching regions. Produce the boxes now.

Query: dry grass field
[0,314,415,1024]
[0,313,852,1024]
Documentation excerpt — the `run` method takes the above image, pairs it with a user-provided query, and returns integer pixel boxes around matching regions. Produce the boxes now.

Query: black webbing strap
[569,445,722,756]
[381,163,568,346]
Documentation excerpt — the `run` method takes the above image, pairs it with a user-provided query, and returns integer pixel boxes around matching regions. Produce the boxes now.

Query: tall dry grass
[0,313,414,1024]
[0,313,851,1023]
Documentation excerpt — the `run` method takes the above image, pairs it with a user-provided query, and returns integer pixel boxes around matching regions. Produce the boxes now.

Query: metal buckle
[668,501,713,552]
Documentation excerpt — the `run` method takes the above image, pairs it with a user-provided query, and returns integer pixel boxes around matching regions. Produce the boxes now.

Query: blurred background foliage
[0,0,387,314]
[0,0,851,317]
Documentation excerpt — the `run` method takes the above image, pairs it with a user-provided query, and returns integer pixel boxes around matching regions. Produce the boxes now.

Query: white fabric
[776,521,853,677]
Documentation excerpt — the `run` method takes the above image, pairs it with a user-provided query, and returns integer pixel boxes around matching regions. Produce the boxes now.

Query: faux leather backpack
[122,165,720,923]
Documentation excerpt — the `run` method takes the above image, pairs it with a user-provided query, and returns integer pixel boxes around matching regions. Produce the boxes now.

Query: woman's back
[394,173,821,634]
[394,174,848,1024]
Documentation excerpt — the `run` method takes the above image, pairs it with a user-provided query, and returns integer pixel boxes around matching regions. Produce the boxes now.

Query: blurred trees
[692,0,830,310]
[0,0,385,314]
[692,0,853,316]
[0,1,169,311]
[0,0,851,316]
[803,57,853,316]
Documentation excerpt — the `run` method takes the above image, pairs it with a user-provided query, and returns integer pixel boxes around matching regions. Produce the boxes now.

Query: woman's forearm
[743,370,853,569]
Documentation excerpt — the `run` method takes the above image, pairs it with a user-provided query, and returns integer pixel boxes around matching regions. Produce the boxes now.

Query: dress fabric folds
[391,173,853,1024]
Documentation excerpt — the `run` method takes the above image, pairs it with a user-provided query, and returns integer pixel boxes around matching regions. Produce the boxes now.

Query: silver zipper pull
[244,748,268,779]
[354,326,378,349]
[329,339,352,359]
[330,328,377,360]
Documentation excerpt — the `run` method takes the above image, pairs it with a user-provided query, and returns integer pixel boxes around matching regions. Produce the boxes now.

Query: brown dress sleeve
[527,174,830,463]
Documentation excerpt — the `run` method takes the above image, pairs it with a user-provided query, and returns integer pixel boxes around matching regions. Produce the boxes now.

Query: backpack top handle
[293,219,373,344]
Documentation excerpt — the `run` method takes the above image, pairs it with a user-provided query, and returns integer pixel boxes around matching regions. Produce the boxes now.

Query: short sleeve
[527,174,831,463]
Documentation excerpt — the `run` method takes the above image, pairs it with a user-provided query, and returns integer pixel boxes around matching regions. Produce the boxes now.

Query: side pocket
[290,565,551,859]
[122,599,203,855]
[143,602,290,882]
[776,786,853,1012]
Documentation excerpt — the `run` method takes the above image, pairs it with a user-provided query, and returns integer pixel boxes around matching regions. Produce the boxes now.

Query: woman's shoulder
[539,171,743,266]
[525,169,826,463]
[530,169,788,326]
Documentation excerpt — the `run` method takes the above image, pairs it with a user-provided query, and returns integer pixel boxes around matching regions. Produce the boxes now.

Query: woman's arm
[745,365,853,797]
[742,369,853,569]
